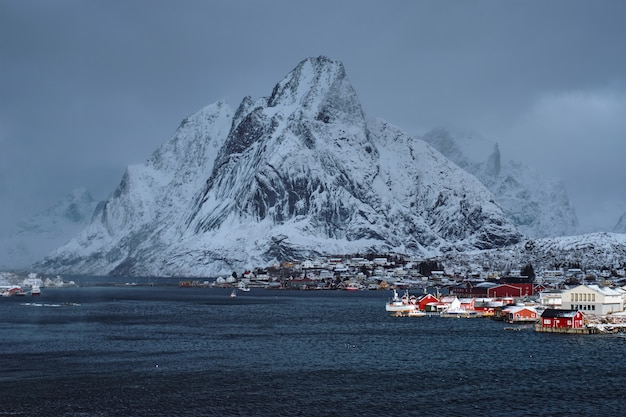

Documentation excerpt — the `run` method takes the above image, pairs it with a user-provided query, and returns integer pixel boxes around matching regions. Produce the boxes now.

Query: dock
[534,325,598,334]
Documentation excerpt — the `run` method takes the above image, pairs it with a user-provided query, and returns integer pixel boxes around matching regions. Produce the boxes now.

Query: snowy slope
[422,128,578,238]
[0,188,99,270]
[439,232,626,274]
[36,57,522,277]
[36,102,233,276]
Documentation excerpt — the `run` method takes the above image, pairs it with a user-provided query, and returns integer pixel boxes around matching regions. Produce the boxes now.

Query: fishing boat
[230,289,237,298]
[385,289,418,315]
[31,285,41,296]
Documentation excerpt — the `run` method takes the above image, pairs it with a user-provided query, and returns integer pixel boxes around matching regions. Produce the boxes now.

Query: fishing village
[4,254,626,335]
[182,254,626,335]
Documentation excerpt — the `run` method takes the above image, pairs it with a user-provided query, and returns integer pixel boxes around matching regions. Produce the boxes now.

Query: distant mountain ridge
[0,188,99,270]
[36,56,522,277]
[422,128,579,238]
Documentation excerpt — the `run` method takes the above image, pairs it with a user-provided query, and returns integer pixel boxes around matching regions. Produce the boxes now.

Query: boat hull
[385,303,416,312]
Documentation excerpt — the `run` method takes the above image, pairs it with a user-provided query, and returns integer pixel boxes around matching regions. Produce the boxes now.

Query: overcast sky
[1,0,625,235]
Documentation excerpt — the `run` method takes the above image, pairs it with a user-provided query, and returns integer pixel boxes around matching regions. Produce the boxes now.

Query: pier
[534,325,598,334]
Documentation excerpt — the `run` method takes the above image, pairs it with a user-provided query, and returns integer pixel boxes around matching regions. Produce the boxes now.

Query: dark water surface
[1,284,624,416]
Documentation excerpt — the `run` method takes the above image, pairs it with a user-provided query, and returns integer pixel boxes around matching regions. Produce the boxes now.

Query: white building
[373,257,388,266]
[561,284,624,315]
[539,290,563,308]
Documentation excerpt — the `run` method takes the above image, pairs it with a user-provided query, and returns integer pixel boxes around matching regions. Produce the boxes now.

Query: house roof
[541,308,579,318]
[568,284,622,296]
[587,285,623,296]
[503,306,537,313]
[418,294,438,301]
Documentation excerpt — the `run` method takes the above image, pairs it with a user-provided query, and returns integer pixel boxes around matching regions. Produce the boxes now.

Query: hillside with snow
[35,57,522,277]
[437,232,626,274]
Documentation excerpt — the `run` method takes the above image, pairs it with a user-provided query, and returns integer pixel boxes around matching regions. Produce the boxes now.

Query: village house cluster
[223,254,626,334]
[5,254,626,334]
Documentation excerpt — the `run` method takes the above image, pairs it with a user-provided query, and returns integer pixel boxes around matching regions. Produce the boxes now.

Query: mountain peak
[268,56,350,109]
[614,212,626,233]
[485,143,501,177]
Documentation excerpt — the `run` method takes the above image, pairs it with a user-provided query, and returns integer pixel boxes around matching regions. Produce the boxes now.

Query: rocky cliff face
[36,57,521,277]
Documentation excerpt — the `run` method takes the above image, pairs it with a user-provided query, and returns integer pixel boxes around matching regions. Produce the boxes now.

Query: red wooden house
[449,282,489,298]
[417,294,439,311]
[539,309,584,329]
[459,298,475,311]
[487,284,531,298]
[501,306,539,323]
[498,276,534,296]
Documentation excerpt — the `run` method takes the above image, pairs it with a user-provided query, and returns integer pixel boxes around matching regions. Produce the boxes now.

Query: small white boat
[230,289,237,298]
[439,309,482,318]
[31,285,41,296]
[408,309,426,317]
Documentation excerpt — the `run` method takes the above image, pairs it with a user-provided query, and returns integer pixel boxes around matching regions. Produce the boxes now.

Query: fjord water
[1,283,624,416]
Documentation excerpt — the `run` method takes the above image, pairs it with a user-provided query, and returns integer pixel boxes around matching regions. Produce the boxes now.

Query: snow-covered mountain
[36,57,522,277]
[0,188,99,270]
[422,128,578,238]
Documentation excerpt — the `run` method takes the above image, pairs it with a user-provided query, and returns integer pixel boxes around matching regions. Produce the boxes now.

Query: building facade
[561,285,624,315]
[539,309,584,329]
